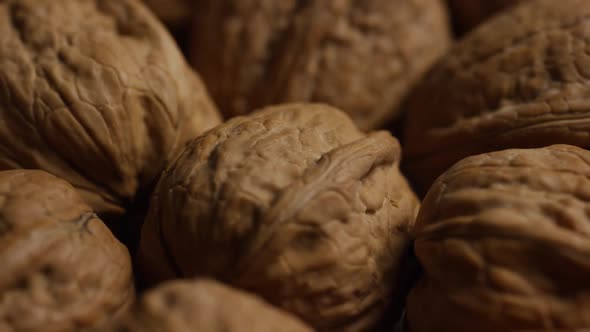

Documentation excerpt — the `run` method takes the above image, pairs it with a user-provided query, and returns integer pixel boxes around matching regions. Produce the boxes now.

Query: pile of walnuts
[1,0,590,331]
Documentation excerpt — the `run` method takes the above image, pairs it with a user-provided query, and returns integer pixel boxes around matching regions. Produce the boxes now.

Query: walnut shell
[449,0,523,34]
[404,0,590,191]
[0,170,134,331]
[190,0,451,130]
[0,0,221,217]
[137,104,419,332]
[97,279,312,332]
[407,145,590,332]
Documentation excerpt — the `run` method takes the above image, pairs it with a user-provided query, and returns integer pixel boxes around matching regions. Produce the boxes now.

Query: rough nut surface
[449,0,524,34]
[191,0,451,130]
[407,145,590,332]
[404,0,590,191]
[0,0,221,216]
[97,279,313,332]
[0,170,134,332]
[138,104,419,332]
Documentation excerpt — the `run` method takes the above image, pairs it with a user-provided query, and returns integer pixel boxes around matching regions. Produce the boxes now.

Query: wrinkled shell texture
[407,145,590,332]
[99,279,312,332]
[138,104,419,332]
[0,170,134,332]
[0,0,220,216]
[404,0,590,191]
[143,0,194,29]
[449,0,523,34]
[191,0,451,130]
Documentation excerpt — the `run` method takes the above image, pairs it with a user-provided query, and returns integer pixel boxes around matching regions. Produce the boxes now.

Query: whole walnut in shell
[98,279,312,332]
[190,0,451,130]
[0,0,220,217]
[404,0,590,191]
[448,0,524,34]
[407,145,590,332]
[0,170,134,331]
[137,104,419,332]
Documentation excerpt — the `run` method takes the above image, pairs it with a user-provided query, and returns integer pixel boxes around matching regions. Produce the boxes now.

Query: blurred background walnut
[143,0,194,31]
[142,0,195,53]
[137,104,419,332]
[407,145,590,332]
[0,170,134,331]
[403,0,590,192]
[97,279,312,332]
[448,0,524,35]
[0,0,220,219]
[190,0,451,130]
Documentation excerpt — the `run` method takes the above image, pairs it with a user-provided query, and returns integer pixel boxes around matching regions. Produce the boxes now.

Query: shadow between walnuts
[382,108,423,332]
[373,240,421,332]
[99,181,156,294]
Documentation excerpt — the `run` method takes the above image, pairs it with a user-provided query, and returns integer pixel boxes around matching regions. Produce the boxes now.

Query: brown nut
[190,0,451,130]
[404,0,590,192]
[97,279,313,332]
[448,0,523,34]
[0,0,221,217]
[137,104,420,332]
[0,170,134,331]
[407,145,590,332]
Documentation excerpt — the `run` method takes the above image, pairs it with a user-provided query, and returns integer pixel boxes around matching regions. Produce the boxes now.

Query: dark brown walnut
[190,0,451,130]
[137,104,420,332]
[404,0,590,192]
[143,0,194,30]
[96,279,313,332]
[0,0,221,217]
[407,145,590,332]
[448,0,524,35]
[0,170,134,332]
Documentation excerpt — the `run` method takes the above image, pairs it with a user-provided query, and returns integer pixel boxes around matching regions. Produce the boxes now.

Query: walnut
[137,104,419,332]
[97,279,312,332]
[0,0,221,217]
[403,0,590,192]
[190,0,451,130]
[448,0,523,34]
[407,145,590,332]
[0,170,134,331]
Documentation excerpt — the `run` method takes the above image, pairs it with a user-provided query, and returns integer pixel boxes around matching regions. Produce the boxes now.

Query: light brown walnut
[137,103,419,332]
[404,0,590,192]
[407,145,590,332]
[0,170,134,332]
[96,279,313,332]
[448,0,524,34]
[190,0,451,130]
[0,0,221,217]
